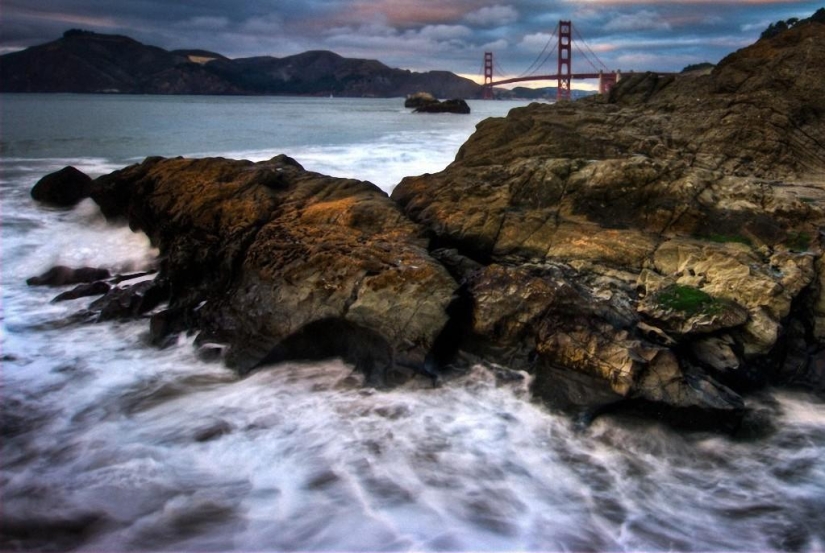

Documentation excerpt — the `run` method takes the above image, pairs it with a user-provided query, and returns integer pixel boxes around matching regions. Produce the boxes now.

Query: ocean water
[2,94,825,552]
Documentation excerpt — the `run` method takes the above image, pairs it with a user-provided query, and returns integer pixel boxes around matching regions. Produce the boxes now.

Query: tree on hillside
[761,17,799,39]
[760,8,825,40]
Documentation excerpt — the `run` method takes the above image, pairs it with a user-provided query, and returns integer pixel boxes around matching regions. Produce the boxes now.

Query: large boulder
[90,155,456,383]
[30,166,92,206]
[391,19,825,426]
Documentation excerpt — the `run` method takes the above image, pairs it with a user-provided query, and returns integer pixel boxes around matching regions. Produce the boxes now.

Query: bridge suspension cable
[518,22,559,78]
[529,41,558,77]
[481,19,621,101]
[494,59,509,79]
[572,24,609,72]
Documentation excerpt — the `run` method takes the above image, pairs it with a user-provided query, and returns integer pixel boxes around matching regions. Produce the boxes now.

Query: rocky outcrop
[392,20,825,426]
[88,155,456,384]
[28,18,825,430]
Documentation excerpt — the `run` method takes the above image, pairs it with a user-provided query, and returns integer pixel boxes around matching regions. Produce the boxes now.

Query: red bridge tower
[557,20,572,101]
[482,52,494,100]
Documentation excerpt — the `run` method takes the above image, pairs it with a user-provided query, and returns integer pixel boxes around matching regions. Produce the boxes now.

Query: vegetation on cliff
[760,7,825,40]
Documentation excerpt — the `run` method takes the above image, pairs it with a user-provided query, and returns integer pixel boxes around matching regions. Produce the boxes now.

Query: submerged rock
[392,19,825,427]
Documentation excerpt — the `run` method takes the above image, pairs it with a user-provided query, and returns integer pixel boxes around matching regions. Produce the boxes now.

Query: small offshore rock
[30,166,93,207]
[414,98,470,114]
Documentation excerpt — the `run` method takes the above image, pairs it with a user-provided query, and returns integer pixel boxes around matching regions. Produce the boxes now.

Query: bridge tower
[598,70,619,95]
[482,52,494,99]
[557,20,572,101]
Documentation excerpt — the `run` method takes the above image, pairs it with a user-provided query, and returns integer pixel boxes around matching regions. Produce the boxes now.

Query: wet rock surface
[88,155,456,383]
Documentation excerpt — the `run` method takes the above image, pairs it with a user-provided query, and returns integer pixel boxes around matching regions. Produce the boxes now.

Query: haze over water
[2,94,824,551]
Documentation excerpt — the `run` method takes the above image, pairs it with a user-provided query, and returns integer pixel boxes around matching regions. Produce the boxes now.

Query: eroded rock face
[90,155,456,383]
[391,21,825,425]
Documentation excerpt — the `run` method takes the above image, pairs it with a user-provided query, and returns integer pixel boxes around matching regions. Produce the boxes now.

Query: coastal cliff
[392,18,825,425]
[29,16,825,429]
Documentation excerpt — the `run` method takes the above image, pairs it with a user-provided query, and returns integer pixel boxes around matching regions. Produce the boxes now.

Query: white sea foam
[218,129,467,193]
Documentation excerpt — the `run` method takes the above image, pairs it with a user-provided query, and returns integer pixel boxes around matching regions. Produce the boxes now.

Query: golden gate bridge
[481,20,620,100]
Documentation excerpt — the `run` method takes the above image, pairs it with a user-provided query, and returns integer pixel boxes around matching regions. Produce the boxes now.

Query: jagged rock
[392,20,825,426]
[89,280,167,321]
[89,155,456,382]
[30,166,92,207]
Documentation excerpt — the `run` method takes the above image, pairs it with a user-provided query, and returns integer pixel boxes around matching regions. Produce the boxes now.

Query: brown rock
[90,155,456,383]
[391,20,825,426]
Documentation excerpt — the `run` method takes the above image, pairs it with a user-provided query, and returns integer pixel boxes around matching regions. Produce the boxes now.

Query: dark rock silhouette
[30,166,92,207]
[414,99,471,114]
[27,266,110,286]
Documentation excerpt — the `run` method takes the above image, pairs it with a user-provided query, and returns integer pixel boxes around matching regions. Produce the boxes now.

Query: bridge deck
[490,73,606,86]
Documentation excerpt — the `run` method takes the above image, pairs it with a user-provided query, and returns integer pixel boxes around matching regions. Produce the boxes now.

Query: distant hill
[0,29,482,98]
[495,86,595,101]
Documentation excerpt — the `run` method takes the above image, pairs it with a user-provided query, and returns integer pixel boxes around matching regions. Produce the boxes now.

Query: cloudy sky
[1,1,822,86]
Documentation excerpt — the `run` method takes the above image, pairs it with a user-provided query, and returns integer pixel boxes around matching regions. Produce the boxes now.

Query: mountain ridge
[0,30,482,98]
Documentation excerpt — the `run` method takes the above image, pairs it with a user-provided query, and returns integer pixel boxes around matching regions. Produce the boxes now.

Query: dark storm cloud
[1,1,822,83]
